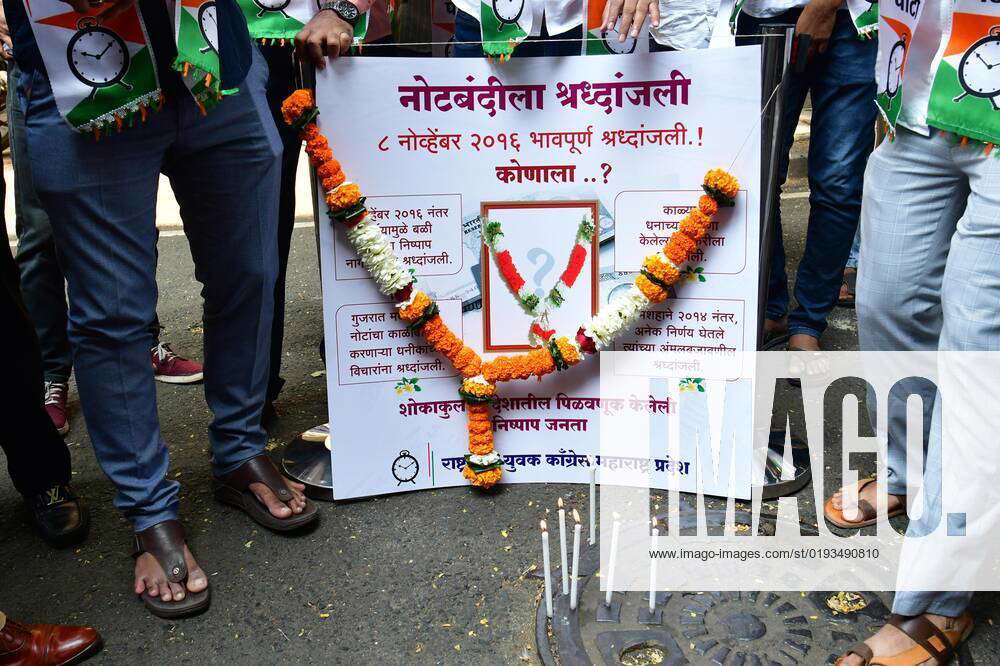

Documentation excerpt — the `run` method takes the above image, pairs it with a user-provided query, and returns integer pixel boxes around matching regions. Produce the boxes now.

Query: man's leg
[0,193,71,498]
[21,71,181,533]
[261,43,303,406]
[165,48,309,522]
[10,63,72,388]
[787,11,876,344]
[452,10,485,57]
[737,11,810,337]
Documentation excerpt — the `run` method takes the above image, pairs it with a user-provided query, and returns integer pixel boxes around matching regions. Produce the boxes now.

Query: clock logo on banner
[198,1,219,53]
[492,0,524,25]
[955,26,1000,110]
[67,17,132,99]
[253,0,292,18]
[392,449,419,485]
[601,26,637,55]
[885,35,906,99]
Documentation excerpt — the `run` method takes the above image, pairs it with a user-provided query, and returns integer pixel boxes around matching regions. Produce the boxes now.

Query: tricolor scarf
[23,0,222,134]
[847,0,879,38]
[584,0,650,55]
[236,0,369,45]
[876,0,1000,145]
[480,0,530,58]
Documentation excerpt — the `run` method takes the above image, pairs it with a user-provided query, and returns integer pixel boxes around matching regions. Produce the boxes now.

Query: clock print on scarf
[24,0,224,134]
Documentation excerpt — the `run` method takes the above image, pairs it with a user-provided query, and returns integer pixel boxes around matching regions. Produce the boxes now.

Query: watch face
[254,0,291,12]
[337,1,359,21]
[391,450,419,484]
[67,26,130,90]
[602,27,637,55]
[958,35,1000,98]
[885,41,905,97]
[198,2,219,53]
[492,0,523,25]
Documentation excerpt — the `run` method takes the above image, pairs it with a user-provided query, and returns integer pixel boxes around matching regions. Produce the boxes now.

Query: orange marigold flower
[468,438,494,456]
[280,89,314,125]
[300,124,320,142]
[664,232,697,265]
[317,160,343,181]
[463,465,502,488]
[309,148,333,167]
[679,214,709,241]
[554,337,581,366]
[703,169,739,200]
[304,135,329,155]
[326,183,361,211]
[322,174,346,192]
[398,291,432,322]
[698,194,719,217]
[642,255,681,286]
[636,273,669,303]
[462,379,496,398]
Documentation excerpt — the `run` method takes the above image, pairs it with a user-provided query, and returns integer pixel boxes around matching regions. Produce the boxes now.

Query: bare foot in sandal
[250,478,308,519]
[135,543,208,603]
[215,455,319,531]
[830,478,904,525]
[838,613,973,665]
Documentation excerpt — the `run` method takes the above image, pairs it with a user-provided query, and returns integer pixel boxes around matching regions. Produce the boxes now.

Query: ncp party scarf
[847,0,878,39]
[876,0,1000,145]
[584,0,649,55]
[23,0,221,134]
[480,0,531,58]
[236,0,369,44]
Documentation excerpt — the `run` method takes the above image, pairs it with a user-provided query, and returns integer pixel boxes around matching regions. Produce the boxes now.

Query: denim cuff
[892,592,972,618]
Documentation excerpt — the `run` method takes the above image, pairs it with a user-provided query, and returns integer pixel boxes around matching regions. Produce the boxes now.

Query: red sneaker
[43,381,69,436]
[151,342,204,384]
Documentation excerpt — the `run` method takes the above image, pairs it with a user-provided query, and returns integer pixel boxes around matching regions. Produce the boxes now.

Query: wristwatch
[319,0,360,26]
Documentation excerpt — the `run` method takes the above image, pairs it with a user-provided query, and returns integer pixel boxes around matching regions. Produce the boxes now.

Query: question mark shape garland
[283,90,740,490]
[483,215,595,345]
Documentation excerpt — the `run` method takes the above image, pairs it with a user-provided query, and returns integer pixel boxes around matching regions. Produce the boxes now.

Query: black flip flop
[214,455,319,532]
[134,520,210,619]
[838,268,857,308]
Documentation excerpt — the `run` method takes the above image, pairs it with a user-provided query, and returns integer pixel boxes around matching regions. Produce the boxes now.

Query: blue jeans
[11,65,163,384]
[19,48,280,532]
[453,10,583,57]
[738,10,876,338]
[846,226,861,269]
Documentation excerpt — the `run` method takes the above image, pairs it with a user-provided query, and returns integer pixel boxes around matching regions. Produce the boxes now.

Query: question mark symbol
[600,163,612,184]
[526,247,555,300]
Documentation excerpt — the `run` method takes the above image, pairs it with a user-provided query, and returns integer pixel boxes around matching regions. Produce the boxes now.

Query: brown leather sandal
[824,477,906,528]
[213,455,318,531]
[133,520,210,619]
[837,612,973,665]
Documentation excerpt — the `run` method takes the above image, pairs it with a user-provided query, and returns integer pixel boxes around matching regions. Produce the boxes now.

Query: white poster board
[316,48,761,499]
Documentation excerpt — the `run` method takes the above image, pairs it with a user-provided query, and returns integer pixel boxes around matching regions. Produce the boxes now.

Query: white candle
[588,466,596,546]
[605,514,621,607]
[649,518,659,612]
[557,497,569,595]
[540,520,553,618]
[570,509,582,610]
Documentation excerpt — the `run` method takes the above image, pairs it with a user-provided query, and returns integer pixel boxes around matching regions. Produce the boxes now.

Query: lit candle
[588,466,596,546]
[649,518,659,612]
[557,497,569,595]
[605,513,621,607]
[540,520,553,618]
[570,509,582,610]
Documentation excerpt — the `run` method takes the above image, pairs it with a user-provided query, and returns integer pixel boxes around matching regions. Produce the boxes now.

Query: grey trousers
[856,126,1000,617]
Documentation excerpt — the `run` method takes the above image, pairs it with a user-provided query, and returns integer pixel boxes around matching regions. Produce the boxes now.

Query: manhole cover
[535,510,976,666]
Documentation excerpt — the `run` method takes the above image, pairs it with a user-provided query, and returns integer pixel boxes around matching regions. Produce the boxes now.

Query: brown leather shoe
[0,616,101,665]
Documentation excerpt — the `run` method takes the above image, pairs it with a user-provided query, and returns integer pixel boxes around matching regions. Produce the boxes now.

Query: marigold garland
[281,90,738,490]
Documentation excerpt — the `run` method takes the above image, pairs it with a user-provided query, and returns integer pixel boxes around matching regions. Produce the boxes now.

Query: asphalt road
[2,183,998,665]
